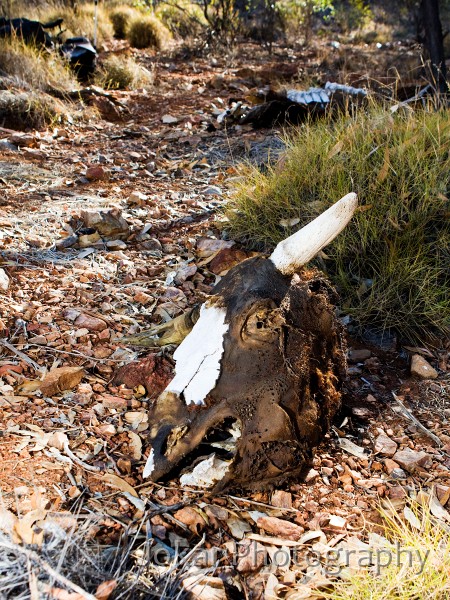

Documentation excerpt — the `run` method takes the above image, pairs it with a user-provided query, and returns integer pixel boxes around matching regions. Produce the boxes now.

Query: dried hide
[143,193,358,491]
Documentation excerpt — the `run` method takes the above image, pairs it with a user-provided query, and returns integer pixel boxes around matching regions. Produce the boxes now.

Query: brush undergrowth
[0,36,75,128]
[321,499,450,600]
[226,107,450,343]
[42,4,113,46]
[0,36,76,93]
[95,54,154,90]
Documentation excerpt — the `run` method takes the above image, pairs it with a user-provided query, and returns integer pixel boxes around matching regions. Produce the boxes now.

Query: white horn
[270,192,358,275]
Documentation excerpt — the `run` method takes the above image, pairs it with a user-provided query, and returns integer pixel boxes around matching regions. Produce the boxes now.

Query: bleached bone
[270,193,358,275]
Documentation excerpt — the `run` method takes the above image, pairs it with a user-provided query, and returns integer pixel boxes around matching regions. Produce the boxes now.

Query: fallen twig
[0,536,97,600]
[391,391,442,446]
[0,339,45,374]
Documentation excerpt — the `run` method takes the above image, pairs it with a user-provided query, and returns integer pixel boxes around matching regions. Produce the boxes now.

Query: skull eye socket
[242,303,283,343]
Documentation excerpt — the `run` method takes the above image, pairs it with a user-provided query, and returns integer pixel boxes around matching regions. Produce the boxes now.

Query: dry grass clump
[226,107,450,342]
[42,4,113,46]
[127,14,171,50]
[95,54,154,90]
[0,36,77,93]
[321,499,450,600]
[110,5,141,39]
[0,88,66,129]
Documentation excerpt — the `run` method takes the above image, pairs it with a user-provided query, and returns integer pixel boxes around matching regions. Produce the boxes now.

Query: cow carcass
[215,82,368,128]
[143,194,358,491]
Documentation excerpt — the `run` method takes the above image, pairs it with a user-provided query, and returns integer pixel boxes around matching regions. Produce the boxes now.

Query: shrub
[110,6,140,39]
[226,108,450,343]
[127,14,171,50]
[155,0,206,39]
[95,54,154,90]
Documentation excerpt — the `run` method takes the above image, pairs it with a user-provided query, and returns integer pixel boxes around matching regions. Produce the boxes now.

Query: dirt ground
[0,40,449,599]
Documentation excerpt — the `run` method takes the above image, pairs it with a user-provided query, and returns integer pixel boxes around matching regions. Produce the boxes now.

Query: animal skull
[144,193,357,491]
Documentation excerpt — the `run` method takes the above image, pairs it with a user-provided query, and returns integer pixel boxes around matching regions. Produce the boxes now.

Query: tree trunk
[420,0,447,94]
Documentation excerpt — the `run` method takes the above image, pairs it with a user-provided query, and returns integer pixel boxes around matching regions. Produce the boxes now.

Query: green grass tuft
[226,108,450,343]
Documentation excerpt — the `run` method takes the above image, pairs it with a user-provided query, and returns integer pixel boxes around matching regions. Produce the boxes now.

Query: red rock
[40,366,84,397]
[257,515,304,540]
[384,458,400,474]
[133,291,152,305]
[102,395,129,410]
[209,247,249,275]
[85,165,109,181]
[112,354,173,396]
[74,314,107,332]
[374,433,397,456]
[97,328,110,340]
[392,448,433,472]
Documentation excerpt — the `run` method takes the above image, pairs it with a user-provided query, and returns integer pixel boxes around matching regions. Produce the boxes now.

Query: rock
[79,231,101,248]
[139,238,162,252]
[328,515,346,529]
[174,263,197,285]
[384,458,400,474]
[196,237,234,259]
[106,239,127,250]
[85,165,110,181]
[55,235,78,250]
[162,114,178,124]
[209,247,249,275]
[236,539,266,573]
[40,366,84,397]
[74,314,107,332]
[112,354,173,395]
[81,209,130,239]
[0,268,10,291]
[411,354,438,379]
[63,308,81,322]
[304,468,320,482]
[133,291,153,305]
[203,185,222,195]
[0,140,19,152]
[348,348,371,363]
[271,490,292,509]
[102,395,129,410]
[393,448,433,472]
[128,191,148,205]
[256,515,304,540]
[391,468,407,479]
[435,484,450,505]
[374,433,397,456]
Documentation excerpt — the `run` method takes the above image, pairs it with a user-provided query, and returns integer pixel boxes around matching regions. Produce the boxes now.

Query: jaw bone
[270,193,358,275]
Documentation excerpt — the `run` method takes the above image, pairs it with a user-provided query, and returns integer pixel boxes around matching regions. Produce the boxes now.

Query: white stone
[0,268,9,291]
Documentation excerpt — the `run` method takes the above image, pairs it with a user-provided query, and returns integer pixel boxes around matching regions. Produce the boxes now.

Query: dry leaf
[128,431,142,460]
[257,516,304,541]
[403,506,421,530]
[101,474,139,498]
[182,574,227,600]
[95,580,117,600]
[40,367,84,397]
